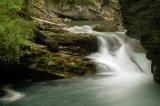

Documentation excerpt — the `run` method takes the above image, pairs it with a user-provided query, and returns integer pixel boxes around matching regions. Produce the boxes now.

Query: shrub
[0,0,34,64]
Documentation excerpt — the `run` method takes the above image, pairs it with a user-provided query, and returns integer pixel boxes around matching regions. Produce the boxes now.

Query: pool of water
[1,74,160,106]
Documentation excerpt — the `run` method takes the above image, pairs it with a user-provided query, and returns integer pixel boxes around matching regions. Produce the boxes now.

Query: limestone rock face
[92,0,123,32]
[31,0,123,32]
[31,0,121,21]
[119,0,160,82]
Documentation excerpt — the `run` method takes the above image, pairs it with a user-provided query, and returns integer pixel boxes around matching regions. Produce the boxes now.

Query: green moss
[23,43,95,76]
[0,0,35,64]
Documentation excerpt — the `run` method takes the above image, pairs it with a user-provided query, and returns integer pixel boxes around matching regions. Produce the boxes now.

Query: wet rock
[152,62,160,83]
[37,30,98,55]
[34,29,59,53]
[93,23,118,32]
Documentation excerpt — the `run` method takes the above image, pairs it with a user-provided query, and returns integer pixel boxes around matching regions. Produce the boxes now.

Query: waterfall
[89,33,142,75]
[1,25,154,106]
[66,25,151,76]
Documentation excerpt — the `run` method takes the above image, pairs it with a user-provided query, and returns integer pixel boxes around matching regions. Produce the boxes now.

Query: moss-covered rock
[16,23,98,80]
[21,41,96,78]
[34,28,98,55]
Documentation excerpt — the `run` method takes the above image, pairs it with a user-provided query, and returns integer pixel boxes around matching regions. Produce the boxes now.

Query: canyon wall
[120,0,160,82]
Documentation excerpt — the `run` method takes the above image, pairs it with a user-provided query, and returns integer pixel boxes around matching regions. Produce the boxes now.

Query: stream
[1,25,160,106]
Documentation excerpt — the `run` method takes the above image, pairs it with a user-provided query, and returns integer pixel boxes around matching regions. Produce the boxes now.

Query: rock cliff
[120,0,160,82]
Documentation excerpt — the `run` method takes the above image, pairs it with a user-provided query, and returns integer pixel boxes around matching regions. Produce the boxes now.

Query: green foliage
[0,0,34,64]
[0,0,23,15]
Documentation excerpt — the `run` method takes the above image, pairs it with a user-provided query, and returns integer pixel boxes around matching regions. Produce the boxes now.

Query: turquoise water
[1,74,160,106]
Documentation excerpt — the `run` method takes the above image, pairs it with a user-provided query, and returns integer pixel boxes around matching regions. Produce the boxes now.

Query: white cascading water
[0,85,25,103]
[89,33,143,75]
[66,25,151,76]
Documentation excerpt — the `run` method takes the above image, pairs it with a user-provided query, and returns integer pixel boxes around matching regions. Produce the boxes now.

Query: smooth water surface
[1,74,160,106]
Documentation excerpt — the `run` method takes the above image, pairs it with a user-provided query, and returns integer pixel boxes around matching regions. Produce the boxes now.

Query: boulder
[34,29,59,53]
[21,43,96,78]
[34,29,98,55]
[18,27,98,80]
